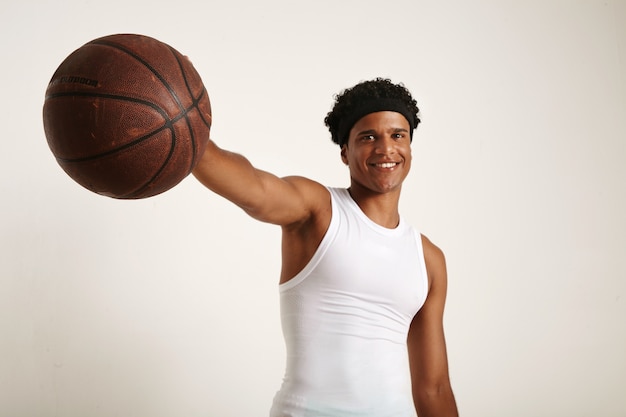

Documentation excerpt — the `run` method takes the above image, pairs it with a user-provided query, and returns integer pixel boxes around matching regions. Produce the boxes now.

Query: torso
[279,183,403,284]
[270,187,427,417]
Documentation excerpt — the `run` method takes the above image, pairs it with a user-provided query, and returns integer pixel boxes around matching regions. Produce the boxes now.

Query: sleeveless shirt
[270,187,429,417]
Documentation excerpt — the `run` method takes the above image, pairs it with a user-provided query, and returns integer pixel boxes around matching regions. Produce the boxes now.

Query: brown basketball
[43,34,211,199]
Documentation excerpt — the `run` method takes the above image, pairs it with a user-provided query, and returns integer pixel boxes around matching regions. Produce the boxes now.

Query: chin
[374,182,403,194]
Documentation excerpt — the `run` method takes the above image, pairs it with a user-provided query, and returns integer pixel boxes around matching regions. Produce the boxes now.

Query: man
[193,78,458,416]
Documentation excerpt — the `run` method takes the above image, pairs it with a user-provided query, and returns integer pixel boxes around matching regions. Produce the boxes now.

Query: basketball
[43,34,211,199]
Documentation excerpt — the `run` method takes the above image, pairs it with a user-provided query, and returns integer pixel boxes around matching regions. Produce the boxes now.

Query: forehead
[351,111,410,132]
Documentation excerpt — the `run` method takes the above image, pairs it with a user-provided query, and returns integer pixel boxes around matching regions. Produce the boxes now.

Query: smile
[373,162,399,168]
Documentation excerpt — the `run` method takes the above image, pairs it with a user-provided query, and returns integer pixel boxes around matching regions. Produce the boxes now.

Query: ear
[340,144,349,165]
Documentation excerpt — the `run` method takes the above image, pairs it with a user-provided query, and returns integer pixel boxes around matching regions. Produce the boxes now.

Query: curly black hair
[324,78,421,147]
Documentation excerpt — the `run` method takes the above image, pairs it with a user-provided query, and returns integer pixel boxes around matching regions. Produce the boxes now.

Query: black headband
[337,98,416,146]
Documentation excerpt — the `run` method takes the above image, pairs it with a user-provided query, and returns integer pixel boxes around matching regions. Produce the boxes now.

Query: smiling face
[341,111,412,196]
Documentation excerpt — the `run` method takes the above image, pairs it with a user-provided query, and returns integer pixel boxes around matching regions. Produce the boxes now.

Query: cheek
[342,147,362,166]
[404,147,413,162]
[401,148,413,172]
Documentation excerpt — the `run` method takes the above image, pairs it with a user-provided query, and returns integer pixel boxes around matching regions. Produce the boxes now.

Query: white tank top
[270,188,429,417]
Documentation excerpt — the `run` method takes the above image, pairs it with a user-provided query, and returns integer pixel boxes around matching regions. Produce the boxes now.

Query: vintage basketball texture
[43,34,212,199]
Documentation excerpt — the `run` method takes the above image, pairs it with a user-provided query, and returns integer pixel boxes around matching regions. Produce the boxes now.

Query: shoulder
[282,175,327,192]
[280,176,332,227]
[420,234,447,290]
[281,176,331,208]
[279,178,334,282]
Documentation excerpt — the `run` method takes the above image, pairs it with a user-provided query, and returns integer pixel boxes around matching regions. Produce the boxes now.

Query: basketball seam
[169,46,198,175]
[48,91,176,163]
[89,40,181,190]
[88,39,207,198]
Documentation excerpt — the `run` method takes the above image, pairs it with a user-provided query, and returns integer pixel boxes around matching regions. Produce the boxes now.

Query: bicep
[408,238,451,386]
[248,173,328,225]
[192,140,326,225]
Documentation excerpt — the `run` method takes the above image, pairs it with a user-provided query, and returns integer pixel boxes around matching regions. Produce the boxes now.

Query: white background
[1,1,625,416]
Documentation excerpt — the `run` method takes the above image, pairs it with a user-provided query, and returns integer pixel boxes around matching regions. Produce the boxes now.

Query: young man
[193,78,458,417]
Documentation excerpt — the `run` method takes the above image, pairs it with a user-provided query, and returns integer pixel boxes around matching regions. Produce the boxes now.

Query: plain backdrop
[1,1,625,416]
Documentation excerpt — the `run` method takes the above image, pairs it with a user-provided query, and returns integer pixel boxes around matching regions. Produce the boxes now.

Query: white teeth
[377,163,397,168]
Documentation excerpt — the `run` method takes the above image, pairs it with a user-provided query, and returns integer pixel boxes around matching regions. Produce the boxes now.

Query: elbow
[414,381,458,417]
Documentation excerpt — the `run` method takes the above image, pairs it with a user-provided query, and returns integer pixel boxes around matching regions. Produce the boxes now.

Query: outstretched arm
[192,139,327,226]
[407,235,458,417]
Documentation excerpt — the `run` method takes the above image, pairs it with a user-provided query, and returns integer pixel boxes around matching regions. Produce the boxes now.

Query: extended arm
[192,139,327,226]
[407,236,458,417]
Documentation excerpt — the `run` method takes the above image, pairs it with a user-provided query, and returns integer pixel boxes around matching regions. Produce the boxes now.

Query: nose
[374,135,395,155]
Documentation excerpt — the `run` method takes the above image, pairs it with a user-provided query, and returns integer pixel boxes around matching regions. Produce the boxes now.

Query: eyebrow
[355,127,409,136]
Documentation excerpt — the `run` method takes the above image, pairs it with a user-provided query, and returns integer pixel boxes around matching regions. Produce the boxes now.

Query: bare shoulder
[420,234,447,290]
[282,175,328,194]
[280,176,332,228]
[282,176,331,211]
[279,177,332,283]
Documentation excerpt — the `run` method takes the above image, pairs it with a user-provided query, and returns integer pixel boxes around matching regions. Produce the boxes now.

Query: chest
[312,222,425,320]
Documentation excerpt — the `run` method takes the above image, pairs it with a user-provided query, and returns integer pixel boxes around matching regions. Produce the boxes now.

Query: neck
[347,185,402,229]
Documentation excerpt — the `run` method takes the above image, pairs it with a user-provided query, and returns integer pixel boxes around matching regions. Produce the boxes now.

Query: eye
[361,134,376,142]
